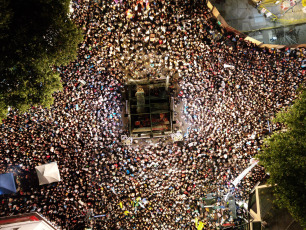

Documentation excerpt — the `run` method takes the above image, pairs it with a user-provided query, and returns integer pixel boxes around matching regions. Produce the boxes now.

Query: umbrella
[35,162,61,185]
[0,173,17,195]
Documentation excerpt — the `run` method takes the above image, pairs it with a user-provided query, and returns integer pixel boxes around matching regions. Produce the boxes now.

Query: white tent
[35,162,61,185]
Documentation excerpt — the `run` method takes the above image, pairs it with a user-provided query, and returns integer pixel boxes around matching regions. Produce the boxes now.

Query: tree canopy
[0,0,83,122]
[257,88,306,227]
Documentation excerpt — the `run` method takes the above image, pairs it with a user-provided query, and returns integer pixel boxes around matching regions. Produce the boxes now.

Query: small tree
[257,88,306,227]
[0,0,83,122]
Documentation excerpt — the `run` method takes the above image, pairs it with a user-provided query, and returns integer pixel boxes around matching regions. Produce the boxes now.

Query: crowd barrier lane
[206,0,306,49]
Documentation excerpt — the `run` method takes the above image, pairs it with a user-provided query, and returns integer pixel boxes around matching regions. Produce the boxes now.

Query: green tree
[257,88,306,227]
[0,0,83,122]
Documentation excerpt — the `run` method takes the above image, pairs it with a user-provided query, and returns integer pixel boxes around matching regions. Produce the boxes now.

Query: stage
[125,79,174,138]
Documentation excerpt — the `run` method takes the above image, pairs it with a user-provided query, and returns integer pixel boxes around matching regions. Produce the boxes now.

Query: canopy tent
[35,162,61,185]
[0,173,17,195]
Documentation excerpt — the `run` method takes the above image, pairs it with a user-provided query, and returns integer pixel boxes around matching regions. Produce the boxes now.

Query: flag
[197,221,204,230]
[124,211,129,216]
[194,217,198,227]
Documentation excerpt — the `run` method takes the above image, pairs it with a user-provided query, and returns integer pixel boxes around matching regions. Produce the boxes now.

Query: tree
[257,88,306,227]
[0,0,83,122]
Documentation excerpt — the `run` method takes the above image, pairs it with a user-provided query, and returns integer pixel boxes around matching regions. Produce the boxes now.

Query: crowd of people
[0,0,305,229]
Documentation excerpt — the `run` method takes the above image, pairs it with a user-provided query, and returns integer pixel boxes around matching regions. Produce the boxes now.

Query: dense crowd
[0,0,305,229]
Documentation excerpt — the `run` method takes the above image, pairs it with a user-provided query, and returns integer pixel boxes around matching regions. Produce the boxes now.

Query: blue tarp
[0,173,17,195]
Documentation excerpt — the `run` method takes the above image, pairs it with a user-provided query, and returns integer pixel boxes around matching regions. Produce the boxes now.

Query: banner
[232,159,259,187]
[224,64,235,69]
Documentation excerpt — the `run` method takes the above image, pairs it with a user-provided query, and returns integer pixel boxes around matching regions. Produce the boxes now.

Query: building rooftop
[210,0,306,45]
[248,185,303,230]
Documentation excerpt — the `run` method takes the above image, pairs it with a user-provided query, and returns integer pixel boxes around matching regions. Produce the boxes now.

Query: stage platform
[125,79,174,138]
